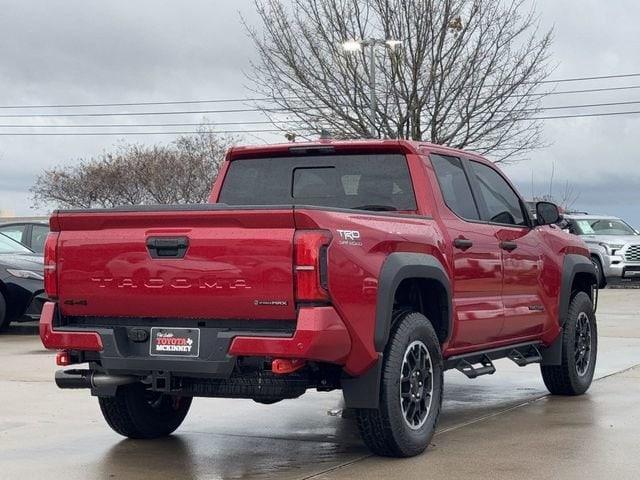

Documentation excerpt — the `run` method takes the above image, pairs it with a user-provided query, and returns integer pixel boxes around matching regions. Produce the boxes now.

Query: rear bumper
[40,302,103,351]
[40,302,351,377]
[229,307,351,363]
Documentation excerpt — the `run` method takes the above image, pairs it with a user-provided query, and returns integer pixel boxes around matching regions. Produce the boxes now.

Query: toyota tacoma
[40,140,598,457]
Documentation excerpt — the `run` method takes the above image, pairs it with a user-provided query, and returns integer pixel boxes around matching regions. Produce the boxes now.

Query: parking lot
[1,288,639,480]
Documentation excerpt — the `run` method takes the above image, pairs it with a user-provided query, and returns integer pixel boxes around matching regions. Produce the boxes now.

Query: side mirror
[536,201,560,226]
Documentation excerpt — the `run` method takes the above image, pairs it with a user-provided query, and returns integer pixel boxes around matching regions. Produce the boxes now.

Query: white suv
[563,214,640,287]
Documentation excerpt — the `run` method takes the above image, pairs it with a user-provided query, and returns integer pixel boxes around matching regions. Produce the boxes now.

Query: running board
[455,355,496,379]
[445,341,543,378]
[507,345,542,367]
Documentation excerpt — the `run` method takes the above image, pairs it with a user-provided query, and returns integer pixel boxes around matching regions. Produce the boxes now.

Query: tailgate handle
[146,237,189,259]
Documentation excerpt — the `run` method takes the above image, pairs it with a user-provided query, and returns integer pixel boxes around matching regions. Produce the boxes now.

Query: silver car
[563,214,640,287]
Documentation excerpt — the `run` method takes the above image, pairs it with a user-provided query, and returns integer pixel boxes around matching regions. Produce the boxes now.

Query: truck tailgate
[52,207,297,320]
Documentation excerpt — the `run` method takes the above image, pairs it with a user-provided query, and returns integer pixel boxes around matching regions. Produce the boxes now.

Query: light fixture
[385,40,403,50]
[341,39,363,52]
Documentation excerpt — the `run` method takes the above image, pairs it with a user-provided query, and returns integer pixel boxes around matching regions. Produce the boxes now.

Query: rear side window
[430,155,480,220]
[219,154,417,211]
[469,161,526,226]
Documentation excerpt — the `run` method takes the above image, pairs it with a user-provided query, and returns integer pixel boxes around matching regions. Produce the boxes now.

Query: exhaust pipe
[55,369,139,390]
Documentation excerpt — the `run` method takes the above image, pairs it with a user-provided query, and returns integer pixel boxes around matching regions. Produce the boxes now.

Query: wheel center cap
[410,371,424,397]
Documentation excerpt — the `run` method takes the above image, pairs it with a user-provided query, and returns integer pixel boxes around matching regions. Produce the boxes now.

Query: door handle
[453,238,473,251]
[146,237,189,259]
[499,241,518,252]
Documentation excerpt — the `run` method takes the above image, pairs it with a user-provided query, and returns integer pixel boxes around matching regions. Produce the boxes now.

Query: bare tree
[531,161,580,211]
[246,0,553,162]
[31,128,236,209]
[534,182,581,212]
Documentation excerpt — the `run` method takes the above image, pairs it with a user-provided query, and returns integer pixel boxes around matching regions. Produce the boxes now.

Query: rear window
[219,154,417,211]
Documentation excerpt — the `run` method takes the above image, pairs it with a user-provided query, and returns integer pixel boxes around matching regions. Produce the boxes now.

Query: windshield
[219,154,417,211]
[0,232,32,254]
[574,218,637,236]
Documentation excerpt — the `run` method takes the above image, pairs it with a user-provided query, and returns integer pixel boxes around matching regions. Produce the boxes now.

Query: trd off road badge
[150,328,200,357]
[337,229,363,246]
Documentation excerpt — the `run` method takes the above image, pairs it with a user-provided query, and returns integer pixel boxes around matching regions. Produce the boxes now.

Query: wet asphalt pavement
[1,289,639,480]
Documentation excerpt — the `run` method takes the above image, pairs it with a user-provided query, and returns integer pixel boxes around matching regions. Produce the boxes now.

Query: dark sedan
[0,233,46,330]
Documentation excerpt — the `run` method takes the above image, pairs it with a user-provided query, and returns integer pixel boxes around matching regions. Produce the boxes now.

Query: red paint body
[40,140,589,377]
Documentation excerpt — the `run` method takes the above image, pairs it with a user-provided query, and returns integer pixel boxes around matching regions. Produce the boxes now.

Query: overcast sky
[0,0,639,226]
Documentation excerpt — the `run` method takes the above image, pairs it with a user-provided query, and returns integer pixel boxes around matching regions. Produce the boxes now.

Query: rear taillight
[44,232,59,299]
[294,230,332,302]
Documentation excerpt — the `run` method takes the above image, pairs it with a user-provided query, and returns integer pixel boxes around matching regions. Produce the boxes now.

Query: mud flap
[540,330,563,366]
[341,354,382,409]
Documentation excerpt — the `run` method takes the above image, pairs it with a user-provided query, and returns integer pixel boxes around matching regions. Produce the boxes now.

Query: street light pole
[342,38,402,139]
[367,42,377,138]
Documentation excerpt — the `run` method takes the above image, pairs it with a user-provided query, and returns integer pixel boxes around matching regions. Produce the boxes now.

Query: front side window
[430,155,479,220]
[219,154,417,211]
[469,161,527,226]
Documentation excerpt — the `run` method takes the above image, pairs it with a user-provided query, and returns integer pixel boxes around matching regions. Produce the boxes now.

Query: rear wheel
[98,383,192,439]
[355,311,443,457]
[541,291,597,395]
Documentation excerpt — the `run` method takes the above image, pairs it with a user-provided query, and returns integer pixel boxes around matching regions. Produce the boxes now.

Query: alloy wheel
[575,312,592,376]
[400,340,433,430]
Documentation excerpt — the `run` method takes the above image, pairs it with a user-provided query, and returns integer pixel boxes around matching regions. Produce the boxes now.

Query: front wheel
[98,383,192,439]
[355,311,443,457]
[541,291,597,395]
[591,257,606,289]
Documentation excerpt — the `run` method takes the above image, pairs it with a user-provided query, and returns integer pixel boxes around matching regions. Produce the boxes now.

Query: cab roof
[226,139,490,164]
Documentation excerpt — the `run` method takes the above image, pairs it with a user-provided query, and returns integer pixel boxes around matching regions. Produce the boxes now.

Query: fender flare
[343,253,451,409]
[374,252,452,352]
[558,254,597,328]
[541,254,597,366]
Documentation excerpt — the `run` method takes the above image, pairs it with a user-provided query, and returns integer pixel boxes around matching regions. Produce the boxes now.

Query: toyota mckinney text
[40,140,598,457]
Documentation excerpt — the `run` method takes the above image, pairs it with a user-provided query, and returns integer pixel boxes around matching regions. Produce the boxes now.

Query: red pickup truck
[40,140,598,457]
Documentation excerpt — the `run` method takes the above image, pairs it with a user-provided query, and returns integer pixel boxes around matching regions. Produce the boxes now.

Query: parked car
[0,221,49,254]
[0,233,46,330]
[563,214,640,287]
[41,140,597,458]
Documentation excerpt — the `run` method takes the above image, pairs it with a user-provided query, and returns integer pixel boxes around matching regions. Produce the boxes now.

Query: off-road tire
[355,311,443,457]
[591,257,606,289]
[98,383,192,439]
[541,291,597,395]
[0,292,10,331]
